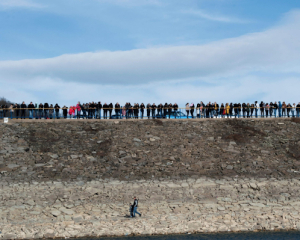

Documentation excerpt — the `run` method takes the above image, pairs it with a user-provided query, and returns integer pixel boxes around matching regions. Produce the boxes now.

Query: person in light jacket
[9,104,14,119]
[291,103,296,117]
[255,101,259,118]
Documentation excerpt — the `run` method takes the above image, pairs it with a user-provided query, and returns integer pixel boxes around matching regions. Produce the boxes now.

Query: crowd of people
[0,101,300,119]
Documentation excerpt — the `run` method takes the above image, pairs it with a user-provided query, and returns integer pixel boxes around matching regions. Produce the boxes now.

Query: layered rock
[0,118,300,239]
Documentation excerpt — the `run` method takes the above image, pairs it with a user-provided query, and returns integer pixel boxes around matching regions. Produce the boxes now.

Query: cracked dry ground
[1,118,300,183]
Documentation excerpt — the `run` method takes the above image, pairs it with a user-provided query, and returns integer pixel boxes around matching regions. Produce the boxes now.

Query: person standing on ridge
[140,103,145,119]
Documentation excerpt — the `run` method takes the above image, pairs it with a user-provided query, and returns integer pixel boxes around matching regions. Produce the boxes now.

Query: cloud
[1,10,300,106]
[182,9,250,23]
[0,0,43,9]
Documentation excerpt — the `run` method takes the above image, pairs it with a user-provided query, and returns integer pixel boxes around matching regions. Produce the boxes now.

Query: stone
[133,138,142,142]
[7,164,20,169]
[51,210,61,217]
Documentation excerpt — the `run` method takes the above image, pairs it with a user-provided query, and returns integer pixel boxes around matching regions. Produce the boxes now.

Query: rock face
[0,118,300,239]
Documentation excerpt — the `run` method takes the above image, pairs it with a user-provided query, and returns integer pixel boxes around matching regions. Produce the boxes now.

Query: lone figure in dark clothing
[132,196,141,217]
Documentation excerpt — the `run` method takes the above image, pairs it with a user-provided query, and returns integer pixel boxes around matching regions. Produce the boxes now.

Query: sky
[1,0,300,107]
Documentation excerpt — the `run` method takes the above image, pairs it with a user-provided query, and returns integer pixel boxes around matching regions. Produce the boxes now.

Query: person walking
[132,197,141,217]
[129,203,134,218]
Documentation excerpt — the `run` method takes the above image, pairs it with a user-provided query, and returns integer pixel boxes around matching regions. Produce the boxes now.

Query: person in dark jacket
[20,101,27,119]
[91,102,97,119]
[229,103,233,118]
[250,104,254,117]
[287,103,292,117]
[259,101,264,118]
[157,103,162,118]
[27,102,35,119]
[38,103,43,119]
[220,103,225,118]
[190,103,195,118]
[132,197,141,217]
[206,102,210,118]
[108,103,113,119]
[173,103,179,119]
[115,102,121,119]
[49,104,54,119]
[242,103,246,118]
[269,102,273,117]
[81,104,87,119]
[273,102,278,118]
[62,106,68,119]
[96,102,102,119]
[163,103,168,118]
[14,103,20,119]
[0,104,3,119]
[297,103,300,118]
[44,102,49,119]
[151,103,156,119]
[103,103,108,119]
[146,103,151,119]
[133,103,138,119]
[168,103,172,119]
[54,104,60,119]
[140,103,145,119]
[233,103,238,118]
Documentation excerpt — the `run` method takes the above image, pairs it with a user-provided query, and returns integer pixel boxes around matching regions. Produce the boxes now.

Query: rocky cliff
[0,118,300,239]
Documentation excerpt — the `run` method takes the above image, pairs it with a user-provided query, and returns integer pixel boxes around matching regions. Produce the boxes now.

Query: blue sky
[1,0,300,106]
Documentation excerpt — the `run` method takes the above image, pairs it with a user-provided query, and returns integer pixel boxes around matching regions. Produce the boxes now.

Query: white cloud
[1,10,300,106]
[182,9,250,23]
